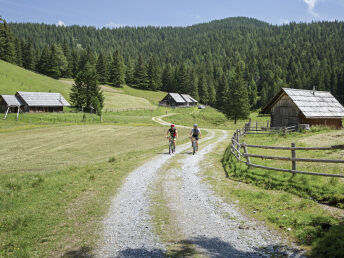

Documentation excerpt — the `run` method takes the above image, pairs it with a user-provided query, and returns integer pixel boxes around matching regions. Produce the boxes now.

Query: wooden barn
[0,91,70,113]
[159,93,198,107]
[261,88,344,129]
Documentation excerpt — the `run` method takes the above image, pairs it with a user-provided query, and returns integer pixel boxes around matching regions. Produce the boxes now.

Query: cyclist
[190,124,202,150]
[166,124,178,150]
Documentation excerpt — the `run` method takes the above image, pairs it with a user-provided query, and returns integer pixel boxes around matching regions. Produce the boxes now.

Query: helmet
[171,124,175,127]
[193,124,198,127]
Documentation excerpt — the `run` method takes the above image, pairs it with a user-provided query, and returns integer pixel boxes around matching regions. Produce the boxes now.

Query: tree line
[2,16,344,121]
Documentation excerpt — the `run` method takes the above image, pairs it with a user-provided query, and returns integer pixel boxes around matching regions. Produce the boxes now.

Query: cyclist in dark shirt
[190,124,202,150]
[166,124,178,150]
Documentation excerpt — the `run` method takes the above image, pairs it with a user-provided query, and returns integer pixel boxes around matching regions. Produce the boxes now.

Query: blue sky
[1,0,344,27]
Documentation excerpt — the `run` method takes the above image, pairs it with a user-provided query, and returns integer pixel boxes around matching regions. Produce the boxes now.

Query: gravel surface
[97,117,215,258]
[162,130,304,257]
[98,115,303,257]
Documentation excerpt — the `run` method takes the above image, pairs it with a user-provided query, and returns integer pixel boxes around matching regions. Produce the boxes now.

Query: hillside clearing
[0,60,70,99]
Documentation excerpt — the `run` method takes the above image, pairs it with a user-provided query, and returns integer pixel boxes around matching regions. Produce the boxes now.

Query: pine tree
[248,78,258,108]
[161,64,174,92]
[216,73,229,111]
[147,54,160,91]
[110,50,125,87]
[22,39,34,70]
[125,58,135,86]
[96,52,108,84]
[189,68,199,100]
[0,17,16,63]
[198,75,209,104]
[47,44,61,79]
[224,64,250,124]
[133,54,148,89]
[175,63,189,93]
[70,62,104,111]
[37,45,51,75]
[69,49,80,78]
[208,79,217,106]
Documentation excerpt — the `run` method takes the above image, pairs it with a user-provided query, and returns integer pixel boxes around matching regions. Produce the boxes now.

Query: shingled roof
[168,93,186,103]
[0,95,23,107]
[17,92,70,107]
[181,94,198,103]
[261,88,344,118]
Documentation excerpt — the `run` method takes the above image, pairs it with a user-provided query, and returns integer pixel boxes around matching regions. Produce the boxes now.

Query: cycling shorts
[192,135,199,140]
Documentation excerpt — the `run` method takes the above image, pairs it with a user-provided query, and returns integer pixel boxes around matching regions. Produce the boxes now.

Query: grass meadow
[221,127,344,256]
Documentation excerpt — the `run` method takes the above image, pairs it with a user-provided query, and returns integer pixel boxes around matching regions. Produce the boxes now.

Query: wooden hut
[0,92,70,113]
[15,91,70,112]
[261,88,344,129]
[159,93,186,107]
[0,95,22,113]
[181,94,198,106]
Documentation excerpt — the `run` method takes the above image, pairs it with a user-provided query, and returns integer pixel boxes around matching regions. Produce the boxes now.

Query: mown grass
[0,124,190,174]
[0,60,70,99]
[203,135,344,257]
[223,127,344,208]
[0,120,192,257]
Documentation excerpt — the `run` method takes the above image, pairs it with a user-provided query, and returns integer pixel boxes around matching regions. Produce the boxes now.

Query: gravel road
[97,115,303,257]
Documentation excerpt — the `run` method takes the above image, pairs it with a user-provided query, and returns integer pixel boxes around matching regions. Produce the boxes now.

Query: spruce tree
[0,17,16,63]
[110,50,125,87]
[189,68,199,100]
[70,62,104,111]
[47,44,61,79]
[22,39,34,70]
[133,54,148,89]
[161,64,174,92]
[125,58,135,86]
[37,45,51,75]
[147,54,160,91]
[224,64,250,124]
[198,75,209,104]
[96,52,108,84]
[175,63,189,93]
[248,78,258,108]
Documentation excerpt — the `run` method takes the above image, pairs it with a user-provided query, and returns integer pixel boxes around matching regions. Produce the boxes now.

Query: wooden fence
[231,122,344,178]
[104,108,155,113]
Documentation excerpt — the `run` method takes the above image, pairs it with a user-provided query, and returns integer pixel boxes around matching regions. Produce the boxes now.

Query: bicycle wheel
[169,141,172,155]
[192,141,196,155]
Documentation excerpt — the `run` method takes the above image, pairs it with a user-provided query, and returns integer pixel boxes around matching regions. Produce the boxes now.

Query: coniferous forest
[1,16,344,117]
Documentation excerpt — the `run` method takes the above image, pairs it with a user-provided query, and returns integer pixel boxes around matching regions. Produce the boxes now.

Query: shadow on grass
[117,236,302,257]
[62,246,93,258]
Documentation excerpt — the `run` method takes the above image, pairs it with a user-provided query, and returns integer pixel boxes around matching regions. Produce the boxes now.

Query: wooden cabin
[0,95,22,113]
[159,93,198,107]
[261,88,344,129]
[0,91,70,113]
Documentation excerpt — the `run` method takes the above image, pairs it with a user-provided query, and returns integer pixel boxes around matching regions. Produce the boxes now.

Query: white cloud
[304,0,319,17]
[105,22,125,28]
[56,20,66,27]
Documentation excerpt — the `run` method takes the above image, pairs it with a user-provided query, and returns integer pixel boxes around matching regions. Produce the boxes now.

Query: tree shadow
[116,236,303,257]
[62,246,93,258]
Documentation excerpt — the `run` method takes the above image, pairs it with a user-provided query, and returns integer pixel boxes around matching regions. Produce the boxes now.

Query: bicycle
[168,137,176,154]
[192,137,198,155]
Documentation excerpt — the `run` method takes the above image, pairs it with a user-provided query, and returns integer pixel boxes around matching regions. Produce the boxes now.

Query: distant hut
[0,91,70,113]
[261,88,344,129]
[159,93,198,108]
[180,94,198,106]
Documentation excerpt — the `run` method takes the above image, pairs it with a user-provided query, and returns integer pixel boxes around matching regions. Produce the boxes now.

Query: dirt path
[97,115,303,257]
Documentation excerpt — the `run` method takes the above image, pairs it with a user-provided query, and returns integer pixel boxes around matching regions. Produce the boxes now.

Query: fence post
[236,130,240,161]
[242,142,250,168]
[291,142,296,177]
[256,121,258,131]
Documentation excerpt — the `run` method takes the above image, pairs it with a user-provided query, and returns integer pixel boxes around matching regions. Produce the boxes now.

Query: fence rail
[231,122,344,178]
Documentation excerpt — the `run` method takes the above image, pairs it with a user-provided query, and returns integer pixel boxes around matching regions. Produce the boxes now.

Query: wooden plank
[245,153,344,163]
[243,144,334,151]
[249,163,344,178]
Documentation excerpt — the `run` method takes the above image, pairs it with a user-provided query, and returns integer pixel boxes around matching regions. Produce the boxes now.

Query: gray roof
[262,88,344,118]
[181,94,198,103]
[169,93,186,103]
[17,91,70,107]
[0,95,22,107]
